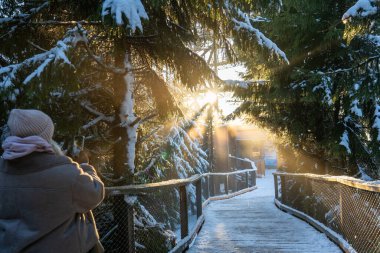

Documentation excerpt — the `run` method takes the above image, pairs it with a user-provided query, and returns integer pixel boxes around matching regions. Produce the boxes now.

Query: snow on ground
[187,169,342,253]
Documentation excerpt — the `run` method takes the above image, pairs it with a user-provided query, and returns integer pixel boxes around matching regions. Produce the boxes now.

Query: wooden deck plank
[187,170,342,253]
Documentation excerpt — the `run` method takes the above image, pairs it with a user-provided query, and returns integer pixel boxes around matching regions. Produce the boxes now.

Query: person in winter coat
[0,109,105,253]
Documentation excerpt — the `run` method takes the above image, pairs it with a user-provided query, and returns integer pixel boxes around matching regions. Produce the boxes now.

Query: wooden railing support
[245,172,249,188]
[251,170,256,187]
[179,185,189,239]
[225,175,229,195]
[234,174,238,192]
[127,203,135,253]
[274,174,278,200]
[196,179,202,218]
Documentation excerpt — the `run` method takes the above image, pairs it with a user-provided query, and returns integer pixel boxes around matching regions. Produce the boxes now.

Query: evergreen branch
[342,0,379,22]
[69,84,103,97]
[80,39,127,74]
[232,16,289,64]
[134,157,159,177]
[223,79,269,89]
[27,40,47,52]
[137,126,163,144]
[168,20,192,35]
[322,55,380,75]
[136,113,159,126]
[80,101,114,123]
[0,26,79,87]
[30,20,103,26]
[128,113,158,127]
[0,1,49,39]
[82,115,107,129]
[79,34,150,74]
[344,123,378,169]
[225,2,289,64]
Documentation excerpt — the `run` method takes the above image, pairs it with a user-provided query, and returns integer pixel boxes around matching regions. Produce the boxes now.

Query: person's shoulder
[44,154,85,182]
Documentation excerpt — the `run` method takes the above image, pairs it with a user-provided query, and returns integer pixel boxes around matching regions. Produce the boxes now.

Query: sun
[204,91,218,104]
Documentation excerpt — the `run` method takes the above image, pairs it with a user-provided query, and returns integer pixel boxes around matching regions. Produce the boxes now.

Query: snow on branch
[235,8,270,23]
[166,120,208,179]
[312,75,333,106]
[223,79,269,89]
[0,1,49,38]
[80,100,115,129]
[232,16,289,64]
[372,101,380,141]
[367,34,380,46]
[0,26,86,88]
[342,0,379,23]
[340,130,352,154]
[102,0,149,32]
[226,2,289,64]
[350,99,363,117]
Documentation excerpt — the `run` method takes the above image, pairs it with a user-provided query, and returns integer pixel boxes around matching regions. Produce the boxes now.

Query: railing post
[234,174,238,192]
[179,185,189,239]
[225,175,229,195]
[245,172,249,188]
[274,174,278,200]
[251,170,256,187]
[196,179,202,218]
[280,175,286,204]
[127,203,135,253]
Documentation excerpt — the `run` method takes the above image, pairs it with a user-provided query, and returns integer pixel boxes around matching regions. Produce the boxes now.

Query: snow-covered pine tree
[227,0,380,179]
[1,0,287,181]
[1,1,290,251]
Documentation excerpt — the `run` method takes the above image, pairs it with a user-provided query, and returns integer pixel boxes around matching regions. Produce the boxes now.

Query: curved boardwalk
[188,170,342,253]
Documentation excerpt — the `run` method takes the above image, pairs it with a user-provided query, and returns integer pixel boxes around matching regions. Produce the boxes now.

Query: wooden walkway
[187,170,342,253]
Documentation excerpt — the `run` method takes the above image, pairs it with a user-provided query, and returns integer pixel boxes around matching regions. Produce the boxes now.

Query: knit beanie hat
[7,109,54,141]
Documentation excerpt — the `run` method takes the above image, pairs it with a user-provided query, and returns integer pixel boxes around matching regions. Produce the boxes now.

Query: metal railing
[94,169,257,253]
[273,172,380,253]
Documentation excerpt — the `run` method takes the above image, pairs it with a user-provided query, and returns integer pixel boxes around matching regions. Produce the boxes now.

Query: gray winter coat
[0,152,105,253]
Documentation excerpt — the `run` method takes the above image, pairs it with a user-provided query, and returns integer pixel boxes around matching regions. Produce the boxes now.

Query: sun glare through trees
[1,1,380,253]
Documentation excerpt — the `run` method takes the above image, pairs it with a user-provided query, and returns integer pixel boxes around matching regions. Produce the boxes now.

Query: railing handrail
[273,172,380,193]
[204,168,256,176]
[106,169,257,196]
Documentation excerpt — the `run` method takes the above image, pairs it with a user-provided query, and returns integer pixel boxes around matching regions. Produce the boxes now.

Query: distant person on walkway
[0,109,105,253]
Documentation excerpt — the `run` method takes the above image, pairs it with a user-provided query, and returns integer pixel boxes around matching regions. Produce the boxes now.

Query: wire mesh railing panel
[187,184,198,233]
[337,185,380,252]
[308,180,341,233]
[94,187,180,253]
[275,174,380,253]
[212,175,226,196]
[135,188,179,252]
[95,170,256,253]
[201,176,209,202]
[231,173,248,192]
[93,195,131,253]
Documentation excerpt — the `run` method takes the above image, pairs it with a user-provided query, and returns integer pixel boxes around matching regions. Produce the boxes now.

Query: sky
[217,64,247,116]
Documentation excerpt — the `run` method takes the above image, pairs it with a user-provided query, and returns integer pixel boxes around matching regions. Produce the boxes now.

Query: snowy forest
[1,0,380,180]
[1,0,380,252]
